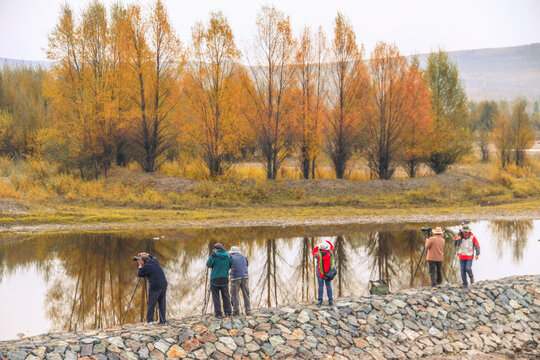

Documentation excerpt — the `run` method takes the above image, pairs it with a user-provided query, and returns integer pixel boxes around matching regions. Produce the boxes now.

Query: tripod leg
[413,248,426,283]
[122,277,141,325]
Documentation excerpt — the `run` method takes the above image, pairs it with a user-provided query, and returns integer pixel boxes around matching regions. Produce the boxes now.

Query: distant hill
[417,43,540,102]
[2,43,540,101]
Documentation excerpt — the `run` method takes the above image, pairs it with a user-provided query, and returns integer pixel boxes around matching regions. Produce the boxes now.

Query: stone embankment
[1,276,538,360]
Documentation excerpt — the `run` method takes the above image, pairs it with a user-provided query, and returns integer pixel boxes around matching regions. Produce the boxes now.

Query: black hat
[214,243,224,250]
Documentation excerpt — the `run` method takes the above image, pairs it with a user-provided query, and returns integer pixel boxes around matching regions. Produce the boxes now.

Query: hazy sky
[1,0,539,61]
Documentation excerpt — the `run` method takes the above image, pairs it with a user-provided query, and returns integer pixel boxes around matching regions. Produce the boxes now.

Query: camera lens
[133,256,139,261]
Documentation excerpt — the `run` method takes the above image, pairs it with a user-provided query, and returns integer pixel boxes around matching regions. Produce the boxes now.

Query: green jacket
[206,249,233,287]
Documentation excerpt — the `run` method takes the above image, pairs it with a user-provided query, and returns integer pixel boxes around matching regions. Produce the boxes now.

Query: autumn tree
[400,57,432,178]
[325,13,369,179]
[124,0,182,173]
[45,2,117,178]
[491,110,513,169]
[0,66,49,158]
[471,100,498,162]
[364,42,430,179]
[292,27,327,179]
[423,50,469,174]
[184,11,245,177]
[243,5,296,179]
[510,98,535,167]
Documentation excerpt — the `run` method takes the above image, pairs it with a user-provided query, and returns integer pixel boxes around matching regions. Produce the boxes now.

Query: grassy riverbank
[1,158,539,232]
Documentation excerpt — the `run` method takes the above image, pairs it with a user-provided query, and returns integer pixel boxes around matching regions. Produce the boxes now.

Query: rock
[297,310,310,324]
[268,336,284,347]
[107,337,125,349]
[166,344,187,359]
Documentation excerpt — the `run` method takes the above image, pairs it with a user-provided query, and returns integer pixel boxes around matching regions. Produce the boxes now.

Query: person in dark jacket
[206,243,233,317]
[312,241,334,306]
[229,246,251,315]
[137,252,167,324]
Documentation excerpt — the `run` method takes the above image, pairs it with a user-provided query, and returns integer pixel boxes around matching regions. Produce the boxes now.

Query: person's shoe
[232,311,240,316]
[245,311,251,316]
[317,301,322,306]
[431,286,437,290]
[225,313,231,317]
[470,276,474,284]
[328,301,333,306]
[460,284,468,289]
[216,314,224,318]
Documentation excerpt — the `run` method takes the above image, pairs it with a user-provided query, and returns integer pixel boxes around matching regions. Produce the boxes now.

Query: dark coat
[138,255,167,290]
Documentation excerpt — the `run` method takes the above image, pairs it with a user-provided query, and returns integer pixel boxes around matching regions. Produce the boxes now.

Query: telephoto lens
[133,256,139,261]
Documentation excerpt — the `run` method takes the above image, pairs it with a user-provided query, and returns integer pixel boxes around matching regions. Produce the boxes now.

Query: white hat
[432,227,444,235]
[319,242,330,251]
[229,246,240,254]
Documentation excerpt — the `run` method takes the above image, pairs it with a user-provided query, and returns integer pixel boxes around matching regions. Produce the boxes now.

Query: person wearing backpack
[312,241,335,306]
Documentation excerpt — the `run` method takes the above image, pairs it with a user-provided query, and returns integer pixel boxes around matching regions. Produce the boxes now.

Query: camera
[421,227,431,233]
[133,256,140,261]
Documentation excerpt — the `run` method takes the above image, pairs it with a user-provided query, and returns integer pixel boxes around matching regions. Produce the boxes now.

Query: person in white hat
[312,240,335,306]
[425,227,445,289]
[454,224,480,288]
[229,246,251,315]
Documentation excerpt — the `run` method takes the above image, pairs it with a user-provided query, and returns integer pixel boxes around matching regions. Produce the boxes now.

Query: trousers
[147,286,166,323]
[428,261,442,286]
[460,259,473,285]
[230,278,251,314]
[210,285,231,316]
[317,274,333,302]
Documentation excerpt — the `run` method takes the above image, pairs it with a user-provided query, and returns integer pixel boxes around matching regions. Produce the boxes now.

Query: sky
[0,0,539,61]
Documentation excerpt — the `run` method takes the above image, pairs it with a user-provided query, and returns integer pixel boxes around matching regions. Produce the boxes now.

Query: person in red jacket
[312,241,334,306]
[454,224,480,288]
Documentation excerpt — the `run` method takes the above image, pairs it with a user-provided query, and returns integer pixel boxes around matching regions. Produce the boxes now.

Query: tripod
[122,277,142,325]
[201,266,211,318]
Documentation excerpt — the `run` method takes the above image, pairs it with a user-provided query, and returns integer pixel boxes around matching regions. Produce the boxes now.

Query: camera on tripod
[132,256,140,261]
[421,227,432,237]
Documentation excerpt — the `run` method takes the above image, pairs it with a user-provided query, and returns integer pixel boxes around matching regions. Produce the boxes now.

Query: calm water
[0,220,539,340]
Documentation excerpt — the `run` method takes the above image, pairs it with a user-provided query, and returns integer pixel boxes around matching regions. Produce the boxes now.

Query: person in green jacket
[206,243,233,317]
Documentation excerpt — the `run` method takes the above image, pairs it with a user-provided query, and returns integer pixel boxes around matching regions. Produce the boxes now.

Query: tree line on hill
[0,1,537,180]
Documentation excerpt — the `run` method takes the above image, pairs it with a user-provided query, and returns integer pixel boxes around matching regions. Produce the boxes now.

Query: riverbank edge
[0,275,538,359]
[0,205,539,237]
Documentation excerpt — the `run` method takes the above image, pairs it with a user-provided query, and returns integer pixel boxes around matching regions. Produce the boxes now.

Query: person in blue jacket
[229,246,251,315]
[206,243,233,317]
[137,252,167,324]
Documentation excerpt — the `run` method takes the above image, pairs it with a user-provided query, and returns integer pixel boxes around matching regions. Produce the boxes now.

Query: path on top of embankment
[1,275,538,360]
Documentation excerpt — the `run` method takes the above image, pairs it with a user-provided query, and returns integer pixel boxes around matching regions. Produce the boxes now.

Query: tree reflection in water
[489,220,533,263]
[0,221,534,338]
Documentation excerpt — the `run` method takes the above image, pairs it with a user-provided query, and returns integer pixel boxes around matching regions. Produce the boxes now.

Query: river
[0,219,538,341]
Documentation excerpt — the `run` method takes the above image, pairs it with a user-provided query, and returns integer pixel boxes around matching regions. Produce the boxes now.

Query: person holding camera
[454,224,480,288]
[425,227,445,289]
[312,241,335,306]
[136,252,167,324]
[229,246,251,316]
[206,243,233,318]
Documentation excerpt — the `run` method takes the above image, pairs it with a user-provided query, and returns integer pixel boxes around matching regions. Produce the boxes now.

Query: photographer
[312,241,335,306]
[136,252,167,324]
[206,243,233,318]
[425,227,445,289]
[454,224,480,288]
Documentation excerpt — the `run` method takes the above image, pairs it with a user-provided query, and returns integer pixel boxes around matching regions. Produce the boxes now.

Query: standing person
[206,243,233,317]
[136,252,168,324]
[312,241,334,306]
[425,227,446,289]
[229,246,251,316]
[454,224,480,288]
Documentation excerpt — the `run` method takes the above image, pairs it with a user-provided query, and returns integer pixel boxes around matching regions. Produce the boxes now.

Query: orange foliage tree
[123,0,182,173]
[46,2,118,179]
[292,27,327,179]
[325,13,370,179]
[400,57,432,178]
[243,5,296,179]
[184,11,246,177]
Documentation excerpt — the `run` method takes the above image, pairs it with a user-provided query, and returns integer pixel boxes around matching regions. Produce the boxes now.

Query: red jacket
[312,241,334,278]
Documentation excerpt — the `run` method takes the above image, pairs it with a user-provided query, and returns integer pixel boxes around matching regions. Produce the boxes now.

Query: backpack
[369,279,389,295]
[318,250,337,281]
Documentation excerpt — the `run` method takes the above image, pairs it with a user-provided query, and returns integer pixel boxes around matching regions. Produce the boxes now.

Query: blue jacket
[230,253,249,280]
[138,255,167,290]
